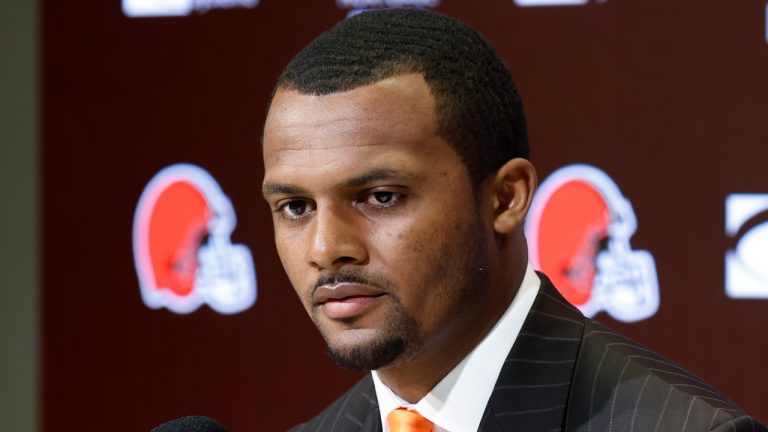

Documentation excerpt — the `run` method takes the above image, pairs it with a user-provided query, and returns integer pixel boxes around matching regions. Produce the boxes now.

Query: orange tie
[386,408,434,432]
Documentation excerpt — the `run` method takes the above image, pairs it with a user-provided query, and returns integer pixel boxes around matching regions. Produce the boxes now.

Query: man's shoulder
[566,319,767,431]
[289,375,381,432]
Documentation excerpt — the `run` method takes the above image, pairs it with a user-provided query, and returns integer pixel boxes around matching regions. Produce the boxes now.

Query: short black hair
[275,8,528,185]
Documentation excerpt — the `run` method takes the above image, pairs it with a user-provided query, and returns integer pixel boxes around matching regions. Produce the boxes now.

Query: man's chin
[325,334,407,372]
[316,299,419,371]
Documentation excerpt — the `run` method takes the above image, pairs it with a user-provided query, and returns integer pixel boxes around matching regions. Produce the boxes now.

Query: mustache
[312,270,394,291]
[311,269,395,294]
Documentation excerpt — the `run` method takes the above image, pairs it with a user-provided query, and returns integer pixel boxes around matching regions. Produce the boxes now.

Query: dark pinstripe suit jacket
[291,275,766,431]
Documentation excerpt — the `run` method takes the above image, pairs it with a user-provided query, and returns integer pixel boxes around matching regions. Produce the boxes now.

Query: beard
[310,215,491,372]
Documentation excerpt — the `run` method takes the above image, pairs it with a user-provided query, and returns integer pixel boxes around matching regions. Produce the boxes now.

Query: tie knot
[386,408,434,432]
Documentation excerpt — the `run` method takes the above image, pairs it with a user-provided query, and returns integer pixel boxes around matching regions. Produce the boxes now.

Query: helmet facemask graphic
[526,164,659,322]
[133,164,257,314]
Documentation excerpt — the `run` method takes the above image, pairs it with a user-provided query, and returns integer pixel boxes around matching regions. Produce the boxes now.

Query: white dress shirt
[372,265,541,432]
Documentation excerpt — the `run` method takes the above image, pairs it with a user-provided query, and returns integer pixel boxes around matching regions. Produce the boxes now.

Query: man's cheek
[275,233,300,270]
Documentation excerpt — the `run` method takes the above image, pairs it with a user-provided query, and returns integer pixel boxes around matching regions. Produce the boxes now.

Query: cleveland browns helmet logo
[525,164,659,322]
[133,164,257,314]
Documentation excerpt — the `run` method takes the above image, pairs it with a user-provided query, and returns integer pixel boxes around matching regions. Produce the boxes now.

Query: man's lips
[313,283,386,319]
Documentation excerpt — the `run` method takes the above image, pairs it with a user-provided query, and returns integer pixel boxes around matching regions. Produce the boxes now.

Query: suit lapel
[312,375,381,432]
[479,274,585,432]
[339,376,381,432]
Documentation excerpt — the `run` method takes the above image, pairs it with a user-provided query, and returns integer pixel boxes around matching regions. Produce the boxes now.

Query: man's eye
[367,191,401,207]
[277,200,311,219]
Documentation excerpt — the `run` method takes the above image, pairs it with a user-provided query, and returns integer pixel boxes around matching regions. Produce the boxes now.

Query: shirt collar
[372,266,541,432]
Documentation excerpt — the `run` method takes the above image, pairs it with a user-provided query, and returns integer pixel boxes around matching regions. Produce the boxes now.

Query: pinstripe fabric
[564,319,766,432]
[289,274,766,431]
[478,273,584,432]
[290,376,382,432]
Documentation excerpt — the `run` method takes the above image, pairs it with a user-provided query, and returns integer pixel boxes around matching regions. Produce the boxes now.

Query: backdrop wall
[42,1,768,430]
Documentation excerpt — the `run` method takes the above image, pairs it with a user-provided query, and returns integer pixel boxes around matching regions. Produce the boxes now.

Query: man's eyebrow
[342,169,416,188]
[262,182,307,197]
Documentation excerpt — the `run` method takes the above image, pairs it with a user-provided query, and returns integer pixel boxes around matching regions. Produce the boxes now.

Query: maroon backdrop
[43,1,768,430]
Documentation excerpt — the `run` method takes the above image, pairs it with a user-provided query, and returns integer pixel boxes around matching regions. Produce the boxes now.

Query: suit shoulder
[289,375,380,432]
[566,319,765,431]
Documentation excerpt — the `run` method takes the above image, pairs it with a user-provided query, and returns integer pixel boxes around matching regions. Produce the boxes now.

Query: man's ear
[492,158,537,234]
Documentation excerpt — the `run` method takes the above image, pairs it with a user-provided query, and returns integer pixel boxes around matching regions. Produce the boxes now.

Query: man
[261,8,766,432]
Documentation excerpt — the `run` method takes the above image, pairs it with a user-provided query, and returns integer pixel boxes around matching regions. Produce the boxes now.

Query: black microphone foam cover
[151,415,229,432]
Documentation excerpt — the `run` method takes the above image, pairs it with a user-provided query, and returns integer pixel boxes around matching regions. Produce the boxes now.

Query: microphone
[152,415,229,432]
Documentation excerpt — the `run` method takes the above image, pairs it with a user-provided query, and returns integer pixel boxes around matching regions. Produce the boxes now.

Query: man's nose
[306,205,368,270]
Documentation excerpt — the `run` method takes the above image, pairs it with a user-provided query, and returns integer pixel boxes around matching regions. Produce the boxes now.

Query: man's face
[262,73,495,371]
